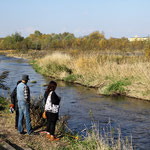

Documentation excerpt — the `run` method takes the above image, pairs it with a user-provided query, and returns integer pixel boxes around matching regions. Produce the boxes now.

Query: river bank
[1,49,150,101]
[0,97,133,150]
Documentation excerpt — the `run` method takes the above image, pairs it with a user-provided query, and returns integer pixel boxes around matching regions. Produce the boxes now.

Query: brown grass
[37,51,150,100]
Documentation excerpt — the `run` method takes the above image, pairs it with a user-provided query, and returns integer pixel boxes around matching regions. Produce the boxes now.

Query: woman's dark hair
[46,81,57,93]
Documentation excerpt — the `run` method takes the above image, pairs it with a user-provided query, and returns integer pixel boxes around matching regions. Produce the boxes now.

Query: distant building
[128,35,149,42]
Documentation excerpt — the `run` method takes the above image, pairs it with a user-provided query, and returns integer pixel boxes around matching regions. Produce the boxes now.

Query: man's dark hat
[22,74,30,81]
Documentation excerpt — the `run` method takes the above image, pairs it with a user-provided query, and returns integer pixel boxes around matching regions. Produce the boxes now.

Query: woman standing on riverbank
[44,81,61,141]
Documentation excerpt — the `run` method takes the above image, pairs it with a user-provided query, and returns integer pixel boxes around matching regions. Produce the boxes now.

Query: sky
[0,0,150,38]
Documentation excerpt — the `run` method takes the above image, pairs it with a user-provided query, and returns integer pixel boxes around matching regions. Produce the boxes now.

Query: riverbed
[0,55,150,150]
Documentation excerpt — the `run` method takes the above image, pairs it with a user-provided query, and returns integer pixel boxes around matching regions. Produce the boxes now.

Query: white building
[128,35,149,42]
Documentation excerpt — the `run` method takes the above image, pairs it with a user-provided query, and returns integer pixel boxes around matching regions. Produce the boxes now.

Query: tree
[12,32,24,42]
[34,30,42,37]
[89,31,104,40]
[29,31,42,50]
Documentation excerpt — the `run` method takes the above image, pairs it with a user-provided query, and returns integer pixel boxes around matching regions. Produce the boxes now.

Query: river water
[0,55,150,150]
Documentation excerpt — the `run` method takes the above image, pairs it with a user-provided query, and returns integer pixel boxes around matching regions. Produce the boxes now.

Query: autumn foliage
[0,30,150,51]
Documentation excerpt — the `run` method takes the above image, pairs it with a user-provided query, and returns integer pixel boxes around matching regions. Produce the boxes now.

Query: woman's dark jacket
[44,91,60,121]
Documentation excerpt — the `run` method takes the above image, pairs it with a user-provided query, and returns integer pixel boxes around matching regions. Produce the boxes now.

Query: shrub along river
[0,55,150,150]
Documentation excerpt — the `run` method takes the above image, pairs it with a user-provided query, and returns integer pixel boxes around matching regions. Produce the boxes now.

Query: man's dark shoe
[19,131,26,135]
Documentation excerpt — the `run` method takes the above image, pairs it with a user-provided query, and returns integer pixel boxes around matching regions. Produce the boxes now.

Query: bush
[29,97,45,128]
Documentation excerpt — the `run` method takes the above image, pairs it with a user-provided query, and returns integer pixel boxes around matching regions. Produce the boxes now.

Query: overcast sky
[0,0,150,38]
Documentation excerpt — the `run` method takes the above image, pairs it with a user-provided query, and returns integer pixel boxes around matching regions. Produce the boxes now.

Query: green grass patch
[47,63,72,74]
[142,90,150,96]
[33,63,42,73]
[63,74,82,82]
[0,96,9,111]
[104,78,131,95]
[30,60,42,73]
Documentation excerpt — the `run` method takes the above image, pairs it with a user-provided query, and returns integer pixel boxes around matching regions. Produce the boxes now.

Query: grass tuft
[104,78,131,95]
[0,96,9,111]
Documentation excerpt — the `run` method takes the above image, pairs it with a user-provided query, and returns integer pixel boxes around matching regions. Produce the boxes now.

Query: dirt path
[0,112,67,150]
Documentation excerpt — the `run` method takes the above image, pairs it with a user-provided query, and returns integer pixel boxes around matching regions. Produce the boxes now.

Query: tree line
[0,30,150,51]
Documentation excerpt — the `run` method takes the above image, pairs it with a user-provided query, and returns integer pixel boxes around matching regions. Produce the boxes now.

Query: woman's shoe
[49,135,60,141]
[46,133,51,139]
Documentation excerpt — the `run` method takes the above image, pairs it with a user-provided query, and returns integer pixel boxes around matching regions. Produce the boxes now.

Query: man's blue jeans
[18,101,32,135]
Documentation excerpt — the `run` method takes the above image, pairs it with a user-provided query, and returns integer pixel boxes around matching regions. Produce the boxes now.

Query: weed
[104,78,131,95]
[0,96,8,111]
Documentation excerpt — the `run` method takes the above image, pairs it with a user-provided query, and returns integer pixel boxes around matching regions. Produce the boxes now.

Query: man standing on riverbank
[17,74,32,135]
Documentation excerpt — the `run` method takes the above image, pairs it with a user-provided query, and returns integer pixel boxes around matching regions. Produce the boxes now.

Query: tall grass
[59,123,133,150]
[36,52,73,79]
[35,51,150,100]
